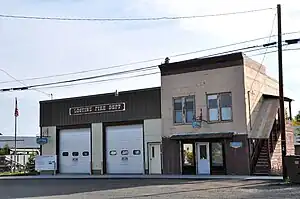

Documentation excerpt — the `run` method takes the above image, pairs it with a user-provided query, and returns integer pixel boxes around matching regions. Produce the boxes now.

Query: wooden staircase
[251,121,280,176]
[253,139,270,175]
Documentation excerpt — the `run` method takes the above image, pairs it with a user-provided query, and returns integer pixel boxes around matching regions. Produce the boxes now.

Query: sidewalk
[0,174,284,181]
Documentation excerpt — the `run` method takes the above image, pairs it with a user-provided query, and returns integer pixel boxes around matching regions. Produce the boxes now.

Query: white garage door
[106,124,144,174]
[59,128,91,174]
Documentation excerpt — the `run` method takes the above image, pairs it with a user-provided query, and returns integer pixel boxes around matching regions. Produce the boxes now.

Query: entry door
[196,142,210,175]
[148,143,161,174]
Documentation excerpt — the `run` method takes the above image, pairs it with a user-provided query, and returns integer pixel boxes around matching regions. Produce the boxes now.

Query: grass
[0,171,39,177]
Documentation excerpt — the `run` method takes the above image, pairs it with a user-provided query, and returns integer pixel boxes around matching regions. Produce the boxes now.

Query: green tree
[0,144,10,155]
[293,111,300,126]
[25,153,36,173]
[186,151,194,164]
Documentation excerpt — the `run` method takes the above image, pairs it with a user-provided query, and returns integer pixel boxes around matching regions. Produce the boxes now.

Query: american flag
[14,98,19,117]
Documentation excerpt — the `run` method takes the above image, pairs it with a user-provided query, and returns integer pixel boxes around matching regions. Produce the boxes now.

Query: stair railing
[250,139,265,174]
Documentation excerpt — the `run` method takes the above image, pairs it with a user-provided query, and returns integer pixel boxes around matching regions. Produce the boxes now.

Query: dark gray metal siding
[162,137,181,174]
[40,87,161,127]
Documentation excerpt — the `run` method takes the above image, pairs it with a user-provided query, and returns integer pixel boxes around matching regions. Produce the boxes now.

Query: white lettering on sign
[69,102,125,115]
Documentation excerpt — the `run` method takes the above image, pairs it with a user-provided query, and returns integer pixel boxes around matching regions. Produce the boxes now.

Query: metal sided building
[39,87,162,175]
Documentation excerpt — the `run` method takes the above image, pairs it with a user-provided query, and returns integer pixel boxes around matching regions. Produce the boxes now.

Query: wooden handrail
[250,139,265,174]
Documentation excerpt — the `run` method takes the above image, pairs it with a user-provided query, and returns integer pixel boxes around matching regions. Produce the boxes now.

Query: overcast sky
[0,0,300,136]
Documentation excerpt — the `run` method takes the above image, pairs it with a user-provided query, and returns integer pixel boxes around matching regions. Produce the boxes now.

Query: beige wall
[243,57,279,133]
[161,65,248,137]
[41,126,56,155]
[91,123,103,174]
[144,119,162,172]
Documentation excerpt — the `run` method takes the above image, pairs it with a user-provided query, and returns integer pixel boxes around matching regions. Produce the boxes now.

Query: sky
[0,0,300,136]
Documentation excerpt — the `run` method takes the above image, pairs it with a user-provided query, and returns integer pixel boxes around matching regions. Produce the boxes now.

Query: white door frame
[196,142,210,175]
[147,142,162,174]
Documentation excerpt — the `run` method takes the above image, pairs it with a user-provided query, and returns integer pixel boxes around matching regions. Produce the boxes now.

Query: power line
[0,8,273,22]
[0,66,158,91]
[249,12,277,93]
[0,43,283,91]
[199,43,281,59]
[0,69,51,97]
[248,47,300,57]
[1,30,299,85]
[1,38,299,92]
[28,48,300,90]
[31,71,161,90]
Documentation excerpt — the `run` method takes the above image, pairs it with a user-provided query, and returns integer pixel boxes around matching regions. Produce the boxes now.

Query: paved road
[0,179,299,199]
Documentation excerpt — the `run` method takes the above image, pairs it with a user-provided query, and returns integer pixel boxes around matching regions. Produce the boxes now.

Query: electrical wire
[0,69,51,97]
[0,43,280,91]
[198,43,283,59]
[8,66,159,90]
[1,38,299,92]
[248,47,300,57]
[1,30,299,85]
[29,47,300,90]
[249,12,277,93]
[0,8,273,21]
[31,71,160,90]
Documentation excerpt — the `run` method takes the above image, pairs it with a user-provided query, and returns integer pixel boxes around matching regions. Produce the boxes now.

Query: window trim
[172,95,196,125]
[206,92,233,123]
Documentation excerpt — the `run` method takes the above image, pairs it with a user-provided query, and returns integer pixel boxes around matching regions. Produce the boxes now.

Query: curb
[0,175,284,181]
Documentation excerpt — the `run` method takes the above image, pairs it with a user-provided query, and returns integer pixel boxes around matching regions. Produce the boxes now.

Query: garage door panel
[106,124,144,174]
[59,128,91,174]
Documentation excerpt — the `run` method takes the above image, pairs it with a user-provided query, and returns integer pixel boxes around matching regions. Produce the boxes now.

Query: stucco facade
[161,64,247,137]
[243,57,279,133]
[159,52,293,176]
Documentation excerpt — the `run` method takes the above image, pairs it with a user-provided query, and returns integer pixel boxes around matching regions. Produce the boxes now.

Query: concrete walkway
[0,174,283,181]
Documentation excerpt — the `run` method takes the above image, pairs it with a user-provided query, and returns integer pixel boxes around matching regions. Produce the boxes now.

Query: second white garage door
[59,128,91,174]
[106,124,144,174]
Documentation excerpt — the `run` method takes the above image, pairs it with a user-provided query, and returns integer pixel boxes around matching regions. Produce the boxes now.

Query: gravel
[0,179,299,199]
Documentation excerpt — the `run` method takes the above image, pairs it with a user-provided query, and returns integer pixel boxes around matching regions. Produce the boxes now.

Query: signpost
[35,155,57,175]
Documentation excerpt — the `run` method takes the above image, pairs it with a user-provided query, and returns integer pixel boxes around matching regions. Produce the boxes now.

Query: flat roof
[40,86,161,104]
[159,52,244,76]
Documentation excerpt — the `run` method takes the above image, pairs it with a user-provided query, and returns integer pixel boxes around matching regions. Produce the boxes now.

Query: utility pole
[277,4,287,181]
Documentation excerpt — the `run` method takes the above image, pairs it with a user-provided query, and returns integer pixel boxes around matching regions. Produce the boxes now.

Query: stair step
[257,161,268,164]
[253,172,270,176]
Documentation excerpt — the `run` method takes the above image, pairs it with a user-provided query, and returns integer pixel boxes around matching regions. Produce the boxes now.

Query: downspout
[247,91,253,174]
[247,91,252,131]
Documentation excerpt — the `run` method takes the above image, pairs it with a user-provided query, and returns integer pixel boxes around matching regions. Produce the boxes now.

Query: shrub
[25,153,36,173]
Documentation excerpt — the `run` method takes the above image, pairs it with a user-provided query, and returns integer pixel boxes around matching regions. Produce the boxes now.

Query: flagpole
[14,97,17,172]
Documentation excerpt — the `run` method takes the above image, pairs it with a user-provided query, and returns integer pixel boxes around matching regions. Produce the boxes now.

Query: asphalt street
[0,178,299,199]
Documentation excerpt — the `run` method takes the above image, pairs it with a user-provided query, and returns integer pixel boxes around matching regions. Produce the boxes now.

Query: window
[62,152,69,156]
[183,143,194,166]
[173,96,195,124]
[207,92,232,122]
[133,150,141,155]
[121,150,129,155]
[151,147,155,158]
[199,145,207,160]
[72,152,79,156]
[109,150,117,156]
[82,151,89,156]
[211,143,223,167]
